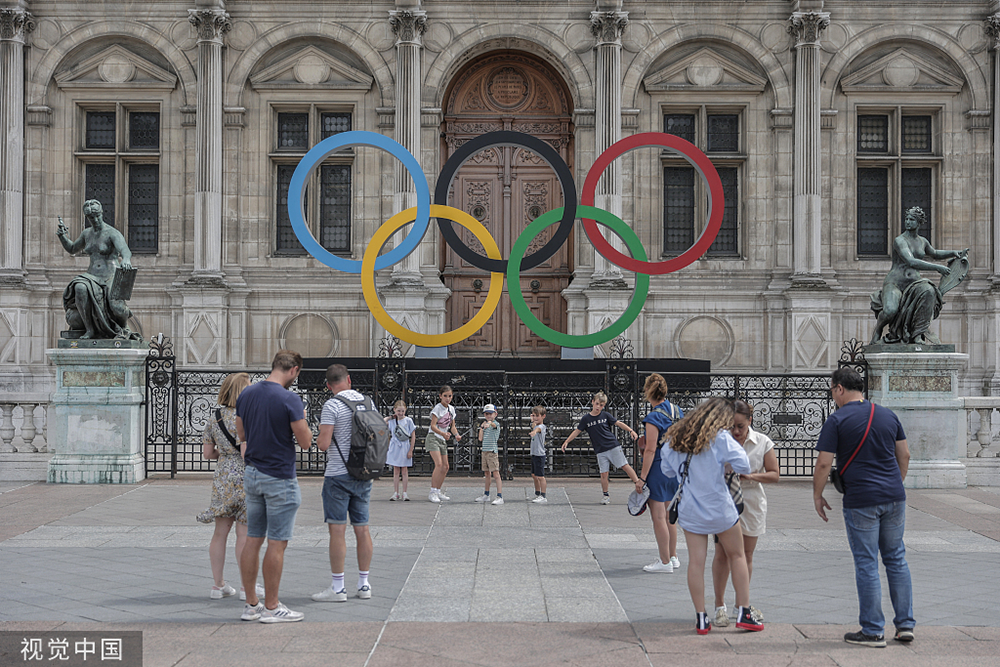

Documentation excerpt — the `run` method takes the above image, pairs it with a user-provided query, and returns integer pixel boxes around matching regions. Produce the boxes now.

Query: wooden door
[440,52,574,357]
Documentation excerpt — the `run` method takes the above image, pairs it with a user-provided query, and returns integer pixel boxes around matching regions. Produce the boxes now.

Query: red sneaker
[696,612,712,635]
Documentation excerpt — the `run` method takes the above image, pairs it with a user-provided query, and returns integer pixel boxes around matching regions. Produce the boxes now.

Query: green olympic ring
[508,205,650,348]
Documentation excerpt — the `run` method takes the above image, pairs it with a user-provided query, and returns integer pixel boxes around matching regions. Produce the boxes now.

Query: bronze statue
[870,207,968,346]
[56,200,140,340]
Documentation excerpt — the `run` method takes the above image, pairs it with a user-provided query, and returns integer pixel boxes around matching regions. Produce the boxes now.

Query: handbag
[667,453,693,524]
[725,469,744,514]
[830,402,875,494]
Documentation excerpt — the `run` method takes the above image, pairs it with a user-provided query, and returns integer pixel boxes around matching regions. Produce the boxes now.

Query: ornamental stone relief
[0,8,35,41]
[446,52,570,116]
[486,66,530,109]
[187,9,232,43]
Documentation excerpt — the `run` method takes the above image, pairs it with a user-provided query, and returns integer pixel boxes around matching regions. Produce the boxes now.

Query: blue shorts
[322,474,372,526]
[646,450,679,503]
[244,466,301,541]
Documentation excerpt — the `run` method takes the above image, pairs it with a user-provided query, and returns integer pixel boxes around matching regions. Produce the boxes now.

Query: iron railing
[145,343,840,478]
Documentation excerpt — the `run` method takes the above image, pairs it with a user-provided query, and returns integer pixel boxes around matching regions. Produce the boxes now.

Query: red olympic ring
[581,132,725,275]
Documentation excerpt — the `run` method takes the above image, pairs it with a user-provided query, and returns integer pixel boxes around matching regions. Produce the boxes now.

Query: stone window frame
[853,104,942,258]
[660,104,746,259]
[75,101,162,254]
[269,103,354,257]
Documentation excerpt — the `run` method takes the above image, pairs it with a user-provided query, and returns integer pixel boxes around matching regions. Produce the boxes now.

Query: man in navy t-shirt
[813,367,914,648]
[235,349,312,624]
[560,391,640,504]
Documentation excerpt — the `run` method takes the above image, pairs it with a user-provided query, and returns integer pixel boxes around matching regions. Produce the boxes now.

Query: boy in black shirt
[561,391,640,504]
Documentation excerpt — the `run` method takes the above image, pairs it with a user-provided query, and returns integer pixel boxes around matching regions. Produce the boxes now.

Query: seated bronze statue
[870,207,968,345]
[57,200,140,341]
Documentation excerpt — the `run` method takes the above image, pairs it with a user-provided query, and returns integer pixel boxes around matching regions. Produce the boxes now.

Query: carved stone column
[589,9,628,287]
[788,11,829,284]
[188,8,231,282]
[0,7,34,283]
[987,14,1000,283]
[388,7,426,284]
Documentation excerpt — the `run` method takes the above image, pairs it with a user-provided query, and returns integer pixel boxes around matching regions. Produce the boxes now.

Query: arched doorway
[440,51,574,357]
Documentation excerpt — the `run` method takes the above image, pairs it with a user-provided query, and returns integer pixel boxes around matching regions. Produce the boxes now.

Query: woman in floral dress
[197,372,261,600]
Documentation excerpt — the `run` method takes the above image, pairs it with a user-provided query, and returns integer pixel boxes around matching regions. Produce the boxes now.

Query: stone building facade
[3,0,1000,396]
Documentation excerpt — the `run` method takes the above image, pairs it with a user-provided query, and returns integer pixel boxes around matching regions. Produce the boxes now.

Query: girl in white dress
[711,400,780,627]
[385,400,416,501]
[660,397,763,634]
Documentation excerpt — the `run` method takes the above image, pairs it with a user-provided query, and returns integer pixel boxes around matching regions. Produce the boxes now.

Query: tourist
[660,397,763,634]
[476,404,504,505]
[813,367,914,647]
[312,364,376,602]
[385,400,416,501]
[197,372,264,601]
[560,391,640,505]
[529,406,548,503]
[426,385,461,503]
[636,373,683,573]
[236,350,312,623]
[711,399,779,627]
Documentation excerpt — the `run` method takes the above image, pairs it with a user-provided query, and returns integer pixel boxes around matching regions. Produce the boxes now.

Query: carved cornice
[590,10,629,46]
[388,9,427,45]
[986,13,1000,51]
[187,9,232,43]
[787,11,830,46]
[0,8,35,43]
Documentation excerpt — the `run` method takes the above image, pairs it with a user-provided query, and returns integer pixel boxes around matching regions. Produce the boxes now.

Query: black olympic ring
[434,131,577,273]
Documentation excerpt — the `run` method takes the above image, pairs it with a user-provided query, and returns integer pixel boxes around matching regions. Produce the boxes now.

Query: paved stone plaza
[1,478,998,666]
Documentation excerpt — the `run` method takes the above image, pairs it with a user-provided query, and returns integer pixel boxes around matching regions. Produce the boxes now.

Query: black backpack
[331,395,390,481]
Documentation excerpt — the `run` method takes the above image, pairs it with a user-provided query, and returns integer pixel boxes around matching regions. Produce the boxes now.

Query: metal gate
[145,338,840,478]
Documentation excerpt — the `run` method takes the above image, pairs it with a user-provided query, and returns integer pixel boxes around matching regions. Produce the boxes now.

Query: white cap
[483,403,497,413]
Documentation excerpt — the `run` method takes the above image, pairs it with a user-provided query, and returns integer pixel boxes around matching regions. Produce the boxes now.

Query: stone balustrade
[965,397,1000,458]
[0,401,48,452]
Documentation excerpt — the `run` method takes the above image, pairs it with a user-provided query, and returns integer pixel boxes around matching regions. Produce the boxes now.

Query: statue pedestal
[45,348,146,484]
[866,352,968,489]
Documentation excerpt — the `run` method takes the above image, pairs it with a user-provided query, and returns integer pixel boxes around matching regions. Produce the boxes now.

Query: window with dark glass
[661,110,743,257]
[858,115,889,153]
[275,109,353,254]
[80,108,160,251]
[855,110,938,256]
[664,114,695,143]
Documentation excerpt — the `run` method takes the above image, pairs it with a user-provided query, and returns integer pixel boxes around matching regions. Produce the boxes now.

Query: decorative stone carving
[787,11,830,45]
[986,13,1000,51]
[486,66,530,109]
[187,9,231,43]
[388,9,426,44]
[0,8,34,42]
[590,10,628,45]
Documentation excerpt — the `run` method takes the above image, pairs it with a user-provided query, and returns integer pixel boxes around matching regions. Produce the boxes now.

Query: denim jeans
[244,466,301,541]
[842,501,915,636]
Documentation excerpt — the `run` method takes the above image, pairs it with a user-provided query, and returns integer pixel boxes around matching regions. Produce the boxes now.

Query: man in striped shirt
[311,364,374,603]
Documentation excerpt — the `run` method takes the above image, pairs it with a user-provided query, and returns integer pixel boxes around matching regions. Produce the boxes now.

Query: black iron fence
[145,343,841,479]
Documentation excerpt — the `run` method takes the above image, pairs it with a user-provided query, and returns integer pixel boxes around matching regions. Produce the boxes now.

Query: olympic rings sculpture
[289,130,723,349]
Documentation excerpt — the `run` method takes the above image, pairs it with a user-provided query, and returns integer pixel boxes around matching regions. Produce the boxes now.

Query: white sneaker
[241,601,264,621]
[437,490,451,501]
[601,495,611,505]
[357,584,372,599]
[311,587,348,602]
[389,492,400,501]
[491,497,504,505]
[475,494,490,503]
[670,556,681,570]
[259,602,304,623]
[239,583,265,601]
[532,496,548,503]
[643,558,673,573]
[402,492,410,501]
[429,491,441,503]
[715,606,730,627]
[210,583,236,599]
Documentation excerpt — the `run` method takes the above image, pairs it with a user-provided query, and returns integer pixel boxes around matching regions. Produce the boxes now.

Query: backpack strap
[329,394,375,468]
[651,402,679,447]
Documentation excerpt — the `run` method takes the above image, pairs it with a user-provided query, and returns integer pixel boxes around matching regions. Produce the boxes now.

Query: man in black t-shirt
[561,391,640,504]
[813,367,914,648]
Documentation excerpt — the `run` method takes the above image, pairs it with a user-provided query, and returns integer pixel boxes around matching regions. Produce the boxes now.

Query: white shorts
[596,446,628,473]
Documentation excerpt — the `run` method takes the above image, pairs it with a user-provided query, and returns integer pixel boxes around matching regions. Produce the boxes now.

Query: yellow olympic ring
[362,205,504,348]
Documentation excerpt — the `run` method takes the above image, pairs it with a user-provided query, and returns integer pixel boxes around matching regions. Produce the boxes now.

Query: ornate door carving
[441,52,573,357]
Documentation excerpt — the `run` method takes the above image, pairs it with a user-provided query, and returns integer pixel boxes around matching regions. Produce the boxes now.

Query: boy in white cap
[476,404,504,505]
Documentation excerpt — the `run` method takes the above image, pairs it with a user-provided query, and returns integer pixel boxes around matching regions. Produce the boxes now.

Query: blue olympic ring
[288,131,431,274]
